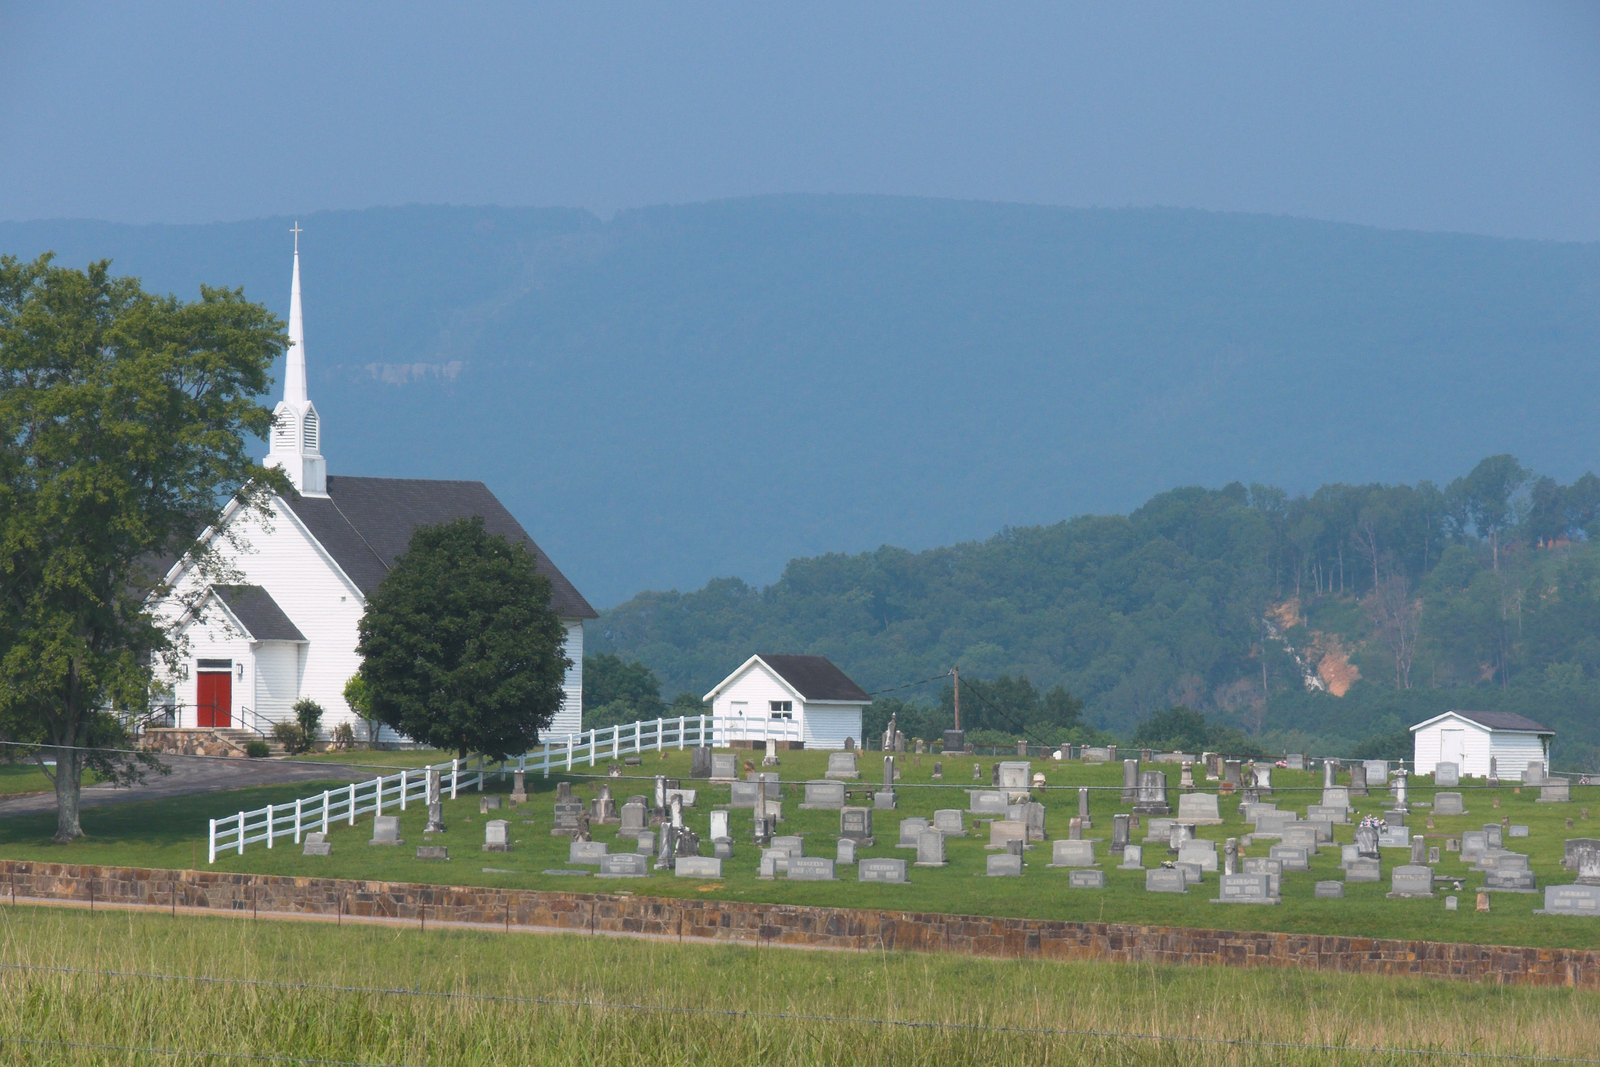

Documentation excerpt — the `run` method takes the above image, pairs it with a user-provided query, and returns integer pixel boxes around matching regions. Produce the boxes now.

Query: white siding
[1489,733,1549,779]
[548,620,584,739]
[253,642,303,724]
[710,662,800,743]
[801,704,863,750]
[168,611,252,729]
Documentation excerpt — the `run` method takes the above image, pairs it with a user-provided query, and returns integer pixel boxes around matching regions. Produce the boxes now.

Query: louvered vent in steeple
[303,409,319,452]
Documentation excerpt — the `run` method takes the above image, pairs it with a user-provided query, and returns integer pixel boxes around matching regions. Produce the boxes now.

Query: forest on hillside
[588,456,1600,767]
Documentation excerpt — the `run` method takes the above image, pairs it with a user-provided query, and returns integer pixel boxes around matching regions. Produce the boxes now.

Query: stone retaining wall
[3,858,1597,987]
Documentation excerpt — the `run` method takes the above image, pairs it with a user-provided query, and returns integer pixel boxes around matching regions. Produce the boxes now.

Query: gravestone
[997,761,1031,793]
[1340,843,1359,866]
[1484,823,1503,848]
[801,780,846,810]
[590,788,619,824]
[988,820,1027,850]
[713,838,734,861]
[1306,805,1348,825]
[858,858,909,883]
[1077,786,1093,830]
[1068,869,1106,888]
[757,848,787,878]
[1378,826,1410,849]
[1215,872,1275,903]
[932,761,943,779]
[1345,857,1381,882]
[898,817,931,848]
[1429,846,1441,863]
[762,737,780,767]
[1174,861,1203,886]
[1364,760,1389,786]
[710,753,738,781]
[1537,885,1600,915]
[1323,758,1339,788]
[302,832,331,856]
[1410,835,1427,865]
[933,809,966,836]
[551,796,585,836]
[1435,762,1460,787]
[1388,864,1435,898]
[618,799,648,838]
[1321,786,1351,810]
[1540,779,1573,803]
[1488,757,1500,785]
[1355,823,1380,858]
[1523,761,1547,785]
[415,845,448,860]
[1145,869,1186,893]
[1434,793,1466,816]
[1224,760,1242,788]
[690,746,712,779]
[1223,837,1238,875]
[1122,759,1140,802]
[425,802,446,835]
[745,772,781,798]
[969,790,1009,816]
[1269,845,1309,871]
[1133,771,1171,815]
[1383,810,1406,829]
[636,830,655,854]
[1461,830,1490,863]
[1252,812,1293,838]
[840,807,875,846]
[788,857,837,881]
[836,838,857,864]
[510,770,527,804]
[915,828,948,867]
[664,788,697,809]
[1483,868,1537,892]
[1049,840,1097,868]
[370,816,403,846]
[1178,843,1218,872]
[1177,793,1222,824]
[480,795,502,814]
[1083,746,1110,763]
[874,789,898,811]
[1168,822,1195,854]
[1286,754,1305,771]
[674,856,723,879]
[1120,844,1144,869]
[770,835,804,858]
[826,752,860,780]
[1282,825,1319,853]
[568,840,608,865]
[1022,801,1047,842]
[1511,824,1530,838]
[1349,763,1369,796]
[1315,880,1345,899]
[1566,838,1600,869]
[1241,857,1282,895]
[597,853,650,878]
[987,853,1023,876]
[709,808,730,842]
[941,729,965,753]
[483,820,510,852]
[1253,764,1273,792]
[729,782,761,809]
[1111,813,1130,854]
[1145,817,1176,843]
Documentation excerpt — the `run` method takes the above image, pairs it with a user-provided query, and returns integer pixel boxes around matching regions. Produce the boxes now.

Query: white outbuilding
[703,654,870,750]
[1410,710,1553,779]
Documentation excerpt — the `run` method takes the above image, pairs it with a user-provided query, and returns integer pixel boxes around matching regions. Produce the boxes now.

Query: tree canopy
[0,253,286,839]
[356,517,570,759]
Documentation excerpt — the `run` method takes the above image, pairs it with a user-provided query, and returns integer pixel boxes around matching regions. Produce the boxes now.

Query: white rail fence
[207,714,801,863]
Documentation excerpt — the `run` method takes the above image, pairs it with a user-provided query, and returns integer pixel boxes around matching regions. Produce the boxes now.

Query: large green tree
[356,517,570,758]
[0,254,286,840]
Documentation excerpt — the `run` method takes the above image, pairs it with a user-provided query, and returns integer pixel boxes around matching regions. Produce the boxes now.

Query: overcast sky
[3,2,1598,240]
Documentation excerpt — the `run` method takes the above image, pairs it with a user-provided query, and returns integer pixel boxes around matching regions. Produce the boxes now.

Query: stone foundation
[3,858,1598,987]
[140,729,251,758]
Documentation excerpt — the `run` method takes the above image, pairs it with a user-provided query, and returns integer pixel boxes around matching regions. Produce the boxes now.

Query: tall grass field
[1,905,1597,1066]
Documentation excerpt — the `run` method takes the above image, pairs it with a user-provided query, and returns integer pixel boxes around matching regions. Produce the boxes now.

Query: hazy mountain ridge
[4,196,1598,607]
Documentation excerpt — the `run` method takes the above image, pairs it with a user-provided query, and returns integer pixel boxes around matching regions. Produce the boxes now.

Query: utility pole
[952,666,960,731]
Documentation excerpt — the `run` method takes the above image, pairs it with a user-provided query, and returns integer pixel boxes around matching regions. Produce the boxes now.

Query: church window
[272,412,295,450]
[303,410,319,452]
[769,700,793,719]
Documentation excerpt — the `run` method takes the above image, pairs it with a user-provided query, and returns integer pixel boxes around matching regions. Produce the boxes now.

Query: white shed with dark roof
[703,654,870,750]
[146,241,596,747]
[1410,710,1553,779]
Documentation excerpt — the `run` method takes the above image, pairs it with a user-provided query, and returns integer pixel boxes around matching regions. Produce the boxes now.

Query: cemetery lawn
[4,905,1599,1066]
[4,749,1600,952]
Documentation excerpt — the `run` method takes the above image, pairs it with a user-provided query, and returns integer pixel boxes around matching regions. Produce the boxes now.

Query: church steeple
[265,222,327,496]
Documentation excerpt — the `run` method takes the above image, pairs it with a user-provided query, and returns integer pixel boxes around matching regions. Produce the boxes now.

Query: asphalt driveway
[0,754,375,816]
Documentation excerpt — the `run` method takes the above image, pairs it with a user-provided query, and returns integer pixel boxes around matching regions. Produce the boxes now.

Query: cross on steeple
[290,221,302,254]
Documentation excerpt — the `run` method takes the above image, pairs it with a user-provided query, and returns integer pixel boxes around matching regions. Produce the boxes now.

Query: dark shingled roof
[1450,710,1554,734]
[759,655,870,703]
[212,584,307,642]
[282,476,597,619]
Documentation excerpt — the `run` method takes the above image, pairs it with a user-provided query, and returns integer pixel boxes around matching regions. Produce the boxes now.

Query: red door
[197,671,232,728]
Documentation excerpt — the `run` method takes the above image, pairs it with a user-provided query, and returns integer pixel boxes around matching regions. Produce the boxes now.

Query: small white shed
[1410,710,1553,779]
[703,654,870,751]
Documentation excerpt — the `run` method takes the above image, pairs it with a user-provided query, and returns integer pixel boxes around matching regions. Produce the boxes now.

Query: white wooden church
[148,238,596,745]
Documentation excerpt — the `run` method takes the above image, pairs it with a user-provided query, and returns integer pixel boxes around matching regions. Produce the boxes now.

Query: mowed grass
[2,904,1598,1066]
[5,748,1600,951]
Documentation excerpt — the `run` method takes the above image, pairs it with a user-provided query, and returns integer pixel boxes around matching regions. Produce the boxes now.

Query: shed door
[1439,729,1465,767]
[197,671,232,728]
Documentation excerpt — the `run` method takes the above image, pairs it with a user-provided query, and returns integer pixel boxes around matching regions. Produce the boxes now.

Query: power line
[0,962,1588,1064]
[867,673,950,696]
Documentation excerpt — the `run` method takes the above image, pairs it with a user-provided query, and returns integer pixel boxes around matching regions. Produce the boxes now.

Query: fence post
[208,819,216,865]
[451,758,459,799]
[266,804,274,849]
[613,726,620,760]
[478,757,485,792]
[374,777,383,816]
[294,798,302,844]
[679,715,686,749]
[322,790,330,834]
[238,812,246,854]
[589,730,597,767]
[567,735,574,771]
[400,769,408,810]
[348,782,357,825]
